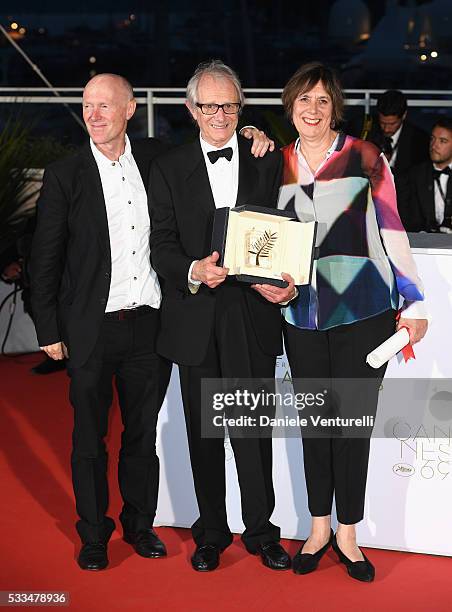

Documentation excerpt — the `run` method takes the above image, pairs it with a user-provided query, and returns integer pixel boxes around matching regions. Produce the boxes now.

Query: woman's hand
[397,317,428,344]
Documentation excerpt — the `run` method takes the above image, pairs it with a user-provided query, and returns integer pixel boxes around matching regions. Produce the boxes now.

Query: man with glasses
[149,60,295,572]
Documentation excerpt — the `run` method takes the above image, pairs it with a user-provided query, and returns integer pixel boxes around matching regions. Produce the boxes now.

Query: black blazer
[369,120,430,176]
[30,138,167,368]
[396,160,437,232]
[149,135,284,366]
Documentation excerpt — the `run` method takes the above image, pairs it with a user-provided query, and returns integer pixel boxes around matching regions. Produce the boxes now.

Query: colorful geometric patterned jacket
[278,133,424,330]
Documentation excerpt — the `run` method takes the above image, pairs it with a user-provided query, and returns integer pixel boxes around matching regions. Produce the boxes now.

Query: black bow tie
[433,167,451,180]
[207,147,233,164]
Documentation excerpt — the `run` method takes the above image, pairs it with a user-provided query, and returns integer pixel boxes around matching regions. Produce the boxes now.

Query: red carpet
[0,354,449,611]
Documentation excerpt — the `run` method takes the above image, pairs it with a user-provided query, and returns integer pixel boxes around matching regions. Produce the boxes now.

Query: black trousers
[284,309,396,525]
[179,285,280,552]
[68,308,172,544]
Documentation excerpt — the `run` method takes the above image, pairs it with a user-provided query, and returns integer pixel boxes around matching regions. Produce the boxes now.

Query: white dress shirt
[433,162,452,225]
[200,132,239,208]
[90,136,161,312]
[188,133,239,286]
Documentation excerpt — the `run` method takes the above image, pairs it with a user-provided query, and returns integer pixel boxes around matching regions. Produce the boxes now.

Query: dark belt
[104,305,152,321]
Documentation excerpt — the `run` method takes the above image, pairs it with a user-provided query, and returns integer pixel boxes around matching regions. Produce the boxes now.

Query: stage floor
[0,354,449,611]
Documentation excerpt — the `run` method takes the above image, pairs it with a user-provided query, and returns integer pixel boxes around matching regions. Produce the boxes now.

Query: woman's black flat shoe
[332,533,375,582]
[292,529,333,575]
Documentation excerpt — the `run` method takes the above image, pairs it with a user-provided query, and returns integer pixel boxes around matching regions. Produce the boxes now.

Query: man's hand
[251,273,296,304]
[397,317,428,345]
[40,342,65,360]
[240,127,275,158]
[191,251,229,288]
[1,261,22,282]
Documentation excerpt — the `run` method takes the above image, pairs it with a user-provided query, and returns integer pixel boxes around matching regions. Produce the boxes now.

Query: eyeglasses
[196,102,241,115]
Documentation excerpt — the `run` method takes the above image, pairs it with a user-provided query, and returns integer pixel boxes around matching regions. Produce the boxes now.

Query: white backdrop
[2,250,451,555]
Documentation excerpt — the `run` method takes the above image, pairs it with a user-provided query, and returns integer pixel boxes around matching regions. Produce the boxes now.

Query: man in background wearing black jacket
[397,117,452,232]
[369,89,430,176]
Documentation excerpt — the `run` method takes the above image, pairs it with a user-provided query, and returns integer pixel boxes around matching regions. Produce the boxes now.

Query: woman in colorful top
[278,63,428,581]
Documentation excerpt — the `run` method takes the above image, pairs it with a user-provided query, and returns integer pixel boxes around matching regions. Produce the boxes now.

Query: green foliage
[0,114,73,255]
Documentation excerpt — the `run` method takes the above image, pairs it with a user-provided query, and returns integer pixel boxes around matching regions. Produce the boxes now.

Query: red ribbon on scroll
[396,311,416,363]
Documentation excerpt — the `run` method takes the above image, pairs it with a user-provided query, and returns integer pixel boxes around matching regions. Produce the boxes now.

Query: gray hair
[186,60,245,109]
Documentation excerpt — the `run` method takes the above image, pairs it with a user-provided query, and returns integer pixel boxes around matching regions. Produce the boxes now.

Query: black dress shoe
[77,542,108,571]
[191,544,221,572]
[332,534,375,582]
[123,528,167,558]
[254,542,291,570]
[293,529,333,575]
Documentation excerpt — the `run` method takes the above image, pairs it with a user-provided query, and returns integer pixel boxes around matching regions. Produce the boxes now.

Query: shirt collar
[433,161,452,171]
[200,132,238,156]
[390,123,403,145]
[295,132,340,159]
[90,134,132,167]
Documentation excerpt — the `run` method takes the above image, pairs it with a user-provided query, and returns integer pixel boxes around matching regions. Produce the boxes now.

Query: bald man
[30,74,173,570]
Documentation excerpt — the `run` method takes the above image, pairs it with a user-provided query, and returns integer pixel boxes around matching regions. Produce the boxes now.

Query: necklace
[299,132,337,172]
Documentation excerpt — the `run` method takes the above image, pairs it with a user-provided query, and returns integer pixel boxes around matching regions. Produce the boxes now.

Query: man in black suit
[397,117,452,232]
[30,74,173,571]
[149,60,296,572]
[368,89,430,176]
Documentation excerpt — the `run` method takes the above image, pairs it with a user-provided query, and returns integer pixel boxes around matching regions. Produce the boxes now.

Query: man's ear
[126,98,137,121]
[185,100,197,123]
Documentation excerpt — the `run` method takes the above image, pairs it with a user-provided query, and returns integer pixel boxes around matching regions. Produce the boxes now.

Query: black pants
[68,308,172,544]
[284,309,396,525]
[179,285,280,552]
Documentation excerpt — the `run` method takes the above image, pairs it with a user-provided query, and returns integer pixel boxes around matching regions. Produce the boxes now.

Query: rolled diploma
[366,328,410,369]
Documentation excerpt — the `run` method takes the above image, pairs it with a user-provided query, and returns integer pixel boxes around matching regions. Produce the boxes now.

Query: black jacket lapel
[131,142,148,185]
[426,164,436,225]
[185,140,216,214]
[80,143,111,258]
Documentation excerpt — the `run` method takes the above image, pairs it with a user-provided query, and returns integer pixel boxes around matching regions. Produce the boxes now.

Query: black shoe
[332,534,375,582]
[123,528,167,558]
[31,357,66,375]
[77,542,108,571]
[191,544,221,572]
[292,529,333,575]
[254,542,291,571]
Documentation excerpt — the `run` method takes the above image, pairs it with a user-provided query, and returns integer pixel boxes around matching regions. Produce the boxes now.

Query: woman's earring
[330,119,336,129]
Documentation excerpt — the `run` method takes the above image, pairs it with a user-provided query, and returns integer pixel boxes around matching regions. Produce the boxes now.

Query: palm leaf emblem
[248,230,278,267]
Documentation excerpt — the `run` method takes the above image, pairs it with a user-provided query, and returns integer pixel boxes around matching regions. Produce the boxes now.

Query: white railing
[1,87,451,137]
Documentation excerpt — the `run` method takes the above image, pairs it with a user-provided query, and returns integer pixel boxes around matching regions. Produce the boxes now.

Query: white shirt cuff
[188,260,201,294]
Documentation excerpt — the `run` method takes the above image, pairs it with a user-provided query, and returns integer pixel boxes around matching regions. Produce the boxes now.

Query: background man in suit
[397,117,452,232]
[149,60,296,573]
[369,89,430,176]
[30,74,173,571]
